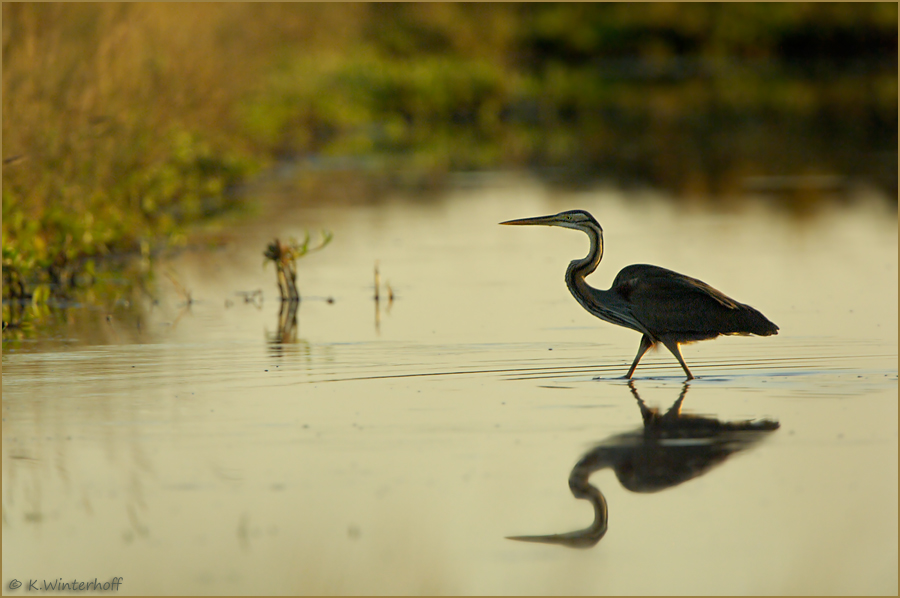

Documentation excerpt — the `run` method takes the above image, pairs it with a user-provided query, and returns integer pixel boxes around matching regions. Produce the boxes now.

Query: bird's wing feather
[612,265,772,337]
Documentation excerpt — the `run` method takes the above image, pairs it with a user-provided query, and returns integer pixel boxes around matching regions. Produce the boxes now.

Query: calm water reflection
[508,382,779,548]
[3,174,897,594]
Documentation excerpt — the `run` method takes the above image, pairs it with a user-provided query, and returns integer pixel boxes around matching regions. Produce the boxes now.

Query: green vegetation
[3,3,896,330]
[3,4,267,331]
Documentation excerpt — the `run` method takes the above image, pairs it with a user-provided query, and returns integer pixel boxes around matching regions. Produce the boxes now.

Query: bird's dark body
[607,264,778,340]
[502,209,779,379]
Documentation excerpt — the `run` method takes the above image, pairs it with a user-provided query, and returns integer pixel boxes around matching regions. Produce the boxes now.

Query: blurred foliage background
[2,3,897,327]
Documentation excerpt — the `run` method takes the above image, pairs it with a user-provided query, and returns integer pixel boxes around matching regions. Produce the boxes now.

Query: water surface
[3,175,897,594]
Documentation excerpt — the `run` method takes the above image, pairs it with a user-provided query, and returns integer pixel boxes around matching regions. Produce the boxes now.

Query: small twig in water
[164,270,193,306]
[264,231,332,302]
[374,261,380,302]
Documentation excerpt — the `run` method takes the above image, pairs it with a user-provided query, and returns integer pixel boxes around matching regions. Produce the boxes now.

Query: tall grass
[2,4,364,321]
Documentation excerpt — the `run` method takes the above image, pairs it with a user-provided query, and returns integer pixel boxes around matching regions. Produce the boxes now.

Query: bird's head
[500,209,602,232]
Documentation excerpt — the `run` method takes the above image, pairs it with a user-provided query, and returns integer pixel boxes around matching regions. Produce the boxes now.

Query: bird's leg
[660,338,694,380]
[624,334,654,378]
[627,380,657,424]
[661,382,691,420]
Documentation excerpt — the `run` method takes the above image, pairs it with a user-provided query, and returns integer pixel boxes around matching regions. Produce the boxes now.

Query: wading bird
[500,210,778,379]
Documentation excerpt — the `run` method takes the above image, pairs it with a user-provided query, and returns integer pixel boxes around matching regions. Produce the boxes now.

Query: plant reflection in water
[508,382,779,548]
[272,299,299,345]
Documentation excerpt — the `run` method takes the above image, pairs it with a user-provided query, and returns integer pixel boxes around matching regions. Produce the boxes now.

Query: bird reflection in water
[507,382,779,548]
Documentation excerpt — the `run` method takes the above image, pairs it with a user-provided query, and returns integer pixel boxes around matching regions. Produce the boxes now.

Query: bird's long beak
[499,214,560,226]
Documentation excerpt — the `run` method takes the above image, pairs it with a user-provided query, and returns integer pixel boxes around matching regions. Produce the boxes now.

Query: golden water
[3,174,897,594]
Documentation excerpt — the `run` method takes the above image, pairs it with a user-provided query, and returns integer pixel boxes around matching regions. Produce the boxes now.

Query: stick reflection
[508,382,779,548]
[266,299,300,350]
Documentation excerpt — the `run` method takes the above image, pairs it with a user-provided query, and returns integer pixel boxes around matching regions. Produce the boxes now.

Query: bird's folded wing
[625,273,759,337]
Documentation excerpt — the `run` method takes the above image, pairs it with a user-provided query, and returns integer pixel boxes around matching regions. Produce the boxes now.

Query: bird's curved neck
[566,224,604,284]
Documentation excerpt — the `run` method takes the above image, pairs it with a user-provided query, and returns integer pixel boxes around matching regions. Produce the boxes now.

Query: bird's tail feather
[729,304,779,336]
